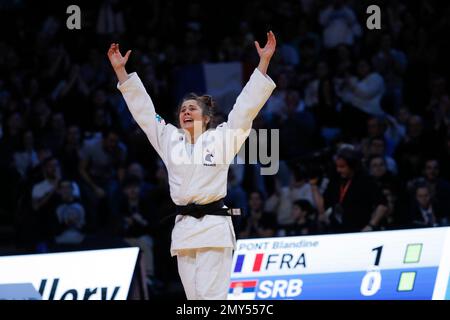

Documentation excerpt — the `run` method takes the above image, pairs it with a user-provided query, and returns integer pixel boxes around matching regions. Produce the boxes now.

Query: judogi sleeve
[224,68,276,163]
[117,72,169,159]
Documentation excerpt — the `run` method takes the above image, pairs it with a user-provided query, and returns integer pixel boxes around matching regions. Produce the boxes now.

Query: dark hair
[248,190,264,200]
[292,199,315,216]
[293,164,309,182]
[415,181,429,194]
[177,93,216,129]
[335,147,361,171]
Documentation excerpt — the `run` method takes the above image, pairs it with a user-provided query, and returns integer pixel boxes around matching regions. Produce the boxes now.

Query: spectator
[54,180,86,245]
[262,72,290,124]
[406,184,446,228]
[239,191,277,239]
[58,125,83,181]
[30,157,64,245]
[96,0,126,36]
[265,164,324,227]
[319,0,362,49]
[321,147,388,233]
[13,130,39,178]
[276,89,317,160]
[340,59,385,115]
[79,128,127,228]
[119,176,156,282]
[304,61,340,144]
[126,162,155,198]
[226,158,248,217]
[395,115,430,180]
[278,199,317,237]
[367,155,399,191]
[378,185,407,230]
[421,159,450,215]
[372,33,408,113]
[367,136,398,175]
[338,60,385,139]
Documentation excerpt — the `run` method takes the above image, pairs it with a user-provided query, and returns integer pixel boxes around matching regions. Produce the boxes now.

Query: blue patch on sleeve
[155,114,165,124]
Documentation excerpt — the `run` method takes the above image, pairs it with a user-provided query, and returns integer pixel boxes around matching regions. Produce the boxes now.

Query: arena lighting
[0,248,139,300]
[228,227,450,300]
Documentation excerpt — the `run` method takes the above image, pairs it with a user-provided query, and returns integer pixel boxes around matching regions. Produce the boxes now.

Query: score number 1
[360,246,383,297]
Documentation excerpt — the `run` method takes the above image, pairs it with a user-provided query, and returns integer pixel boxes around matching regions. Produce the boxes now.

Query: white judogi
[118,68,276,299]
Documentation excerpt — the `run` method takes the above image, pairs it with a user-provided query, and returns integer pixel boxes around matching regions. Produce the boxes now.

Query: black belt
[160,199,241,224]
[176,199,241,219]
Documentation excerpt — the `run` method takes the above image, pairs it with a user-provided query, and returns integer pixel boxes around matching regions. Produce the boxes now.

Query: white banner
[0,247,139,300]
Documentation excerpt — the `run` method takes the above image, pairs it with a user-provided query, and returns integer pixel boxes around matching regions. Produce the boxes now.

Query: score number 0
[360,246,383,297]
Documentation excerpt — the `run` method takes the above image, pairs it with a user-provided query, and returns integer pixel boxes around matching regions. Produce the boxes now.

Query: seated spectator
[58,125,82,181]
[239,191,277,239]
[54,180,86,245]
[13,130,39,178]
[395,115,430,180]
[378,185,408,230]
[367,136,398,175]
[421,159,450,215]
[278,199,318,237]
[265,164,324,227]
[119,176,156,282]
[320,146,388,233]
[126,162,155,198]
[41,112,66,154]
[406,184,446,228]
[79,128,127,228]
[367,155,399,190]
[31,157,65,246]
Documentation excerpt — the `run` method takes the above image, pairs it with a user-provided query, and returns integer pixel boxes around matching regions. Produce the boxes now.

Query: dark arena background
[0,0,450,303]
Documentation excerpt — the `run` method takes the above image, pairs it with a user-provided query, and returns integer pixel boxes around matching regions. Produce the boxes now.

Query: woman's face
[292,205,306,221]
[370,157,387,177]
[179,99,208,133]
[336,158,353,179]
[249,192,262,211]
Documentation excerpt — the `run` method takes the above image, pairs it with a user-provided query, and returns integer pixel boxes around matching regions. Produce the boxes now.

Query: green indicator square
[398,272,416,291]
[404,243,422,263]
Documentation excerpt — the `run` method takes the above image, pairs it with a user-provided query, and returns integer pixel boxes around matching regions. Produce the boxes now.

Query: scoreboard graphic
[228,227,450,300]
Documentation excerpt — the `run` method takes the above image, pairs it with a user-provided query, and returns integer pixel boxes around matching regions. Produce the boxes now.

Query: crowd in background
[1,0,450,296]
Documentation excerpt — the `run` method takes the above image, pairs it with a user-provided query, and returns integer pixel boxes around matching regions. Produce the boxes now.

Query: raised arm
[254,31,277,76]
[107,43,171,158]
[107,43,132,84]
[227,31,277,131]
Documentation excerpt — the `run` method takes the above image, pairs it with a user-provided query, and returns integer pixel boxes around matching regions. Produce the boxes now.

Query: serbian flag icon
[228,279,258,300]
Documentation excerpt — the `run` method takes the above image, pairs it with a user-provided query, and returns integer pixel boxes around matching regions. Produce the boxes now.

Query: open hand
[107,43,131,70]
[254,31,276,61]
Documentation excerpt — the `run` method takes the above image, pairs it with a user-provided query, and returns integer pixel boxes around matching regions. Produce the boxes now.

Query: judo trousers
[176,247,233,300]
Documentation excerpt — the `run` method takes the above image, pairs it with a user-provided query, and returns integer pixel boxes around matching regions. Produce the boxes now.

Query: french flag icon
[233,254,264,273]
